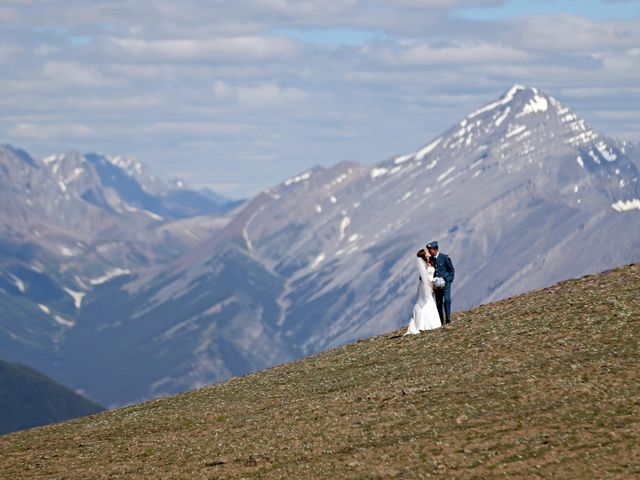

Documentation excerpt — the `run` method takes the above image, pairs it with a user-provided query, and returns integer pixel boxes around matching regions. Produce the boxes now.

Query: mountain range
[1,85,639,407]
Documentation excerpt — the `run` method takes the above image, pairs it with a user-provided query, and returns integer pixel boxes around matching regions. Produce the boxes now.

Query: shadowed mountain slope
[0,263,638,478]
[0,360,103,435]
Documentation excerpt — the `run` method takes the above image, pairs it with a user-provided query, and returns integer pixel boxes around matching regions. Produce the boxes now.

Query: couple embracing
[405,241,455,335]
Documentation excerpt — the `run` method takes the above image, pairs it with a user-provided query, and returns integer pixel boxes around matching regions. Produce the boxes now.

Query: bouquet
[432,276,446,290]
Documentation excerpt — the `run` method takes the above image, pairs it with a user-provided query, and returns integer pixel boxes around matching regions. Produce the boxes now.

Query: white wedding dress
[405,259,442,335]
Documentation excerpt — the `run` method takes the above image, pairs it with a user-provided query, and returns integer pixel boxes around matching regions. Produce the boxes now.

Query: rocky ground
[1,263,638,479]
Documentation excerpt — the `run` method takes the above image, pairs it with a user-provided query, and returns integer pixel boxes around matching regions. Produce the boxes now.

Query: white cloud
[508,15,640,52]
[211,81,308,107]
[250,0,361,18]
[43,62,112,86]
[212,81,234,100]
[0,44,21,62]
[386,0,504,9]
[108,36,299,62]
[561,86,640,99]
[380,41,530,65]
[34,44,62,57]
[237,83,308,107]
[149,121,254,136]
[10,123,93,140]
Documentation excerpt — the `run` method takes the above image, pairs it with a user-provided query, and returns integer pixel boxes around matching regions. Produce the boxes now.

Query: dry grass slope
[1,264,639,479]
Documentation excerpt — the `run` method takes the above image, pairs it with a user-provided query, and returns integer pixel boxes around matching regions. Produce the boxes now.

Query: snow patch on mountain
[438,166,456,182]
[123,204,164,221]
[393,153,414,165]
[595,141,617,162]
[494,107,510,127]
[338,216,351,242]
[506,124,527,139]
[371,167,388,179]
[310,253,326,269]
[425,159,438,170]
[415,137,442,161]
[59,246,76,257]
[467,84,525,119]
[54,315,75,328]
[42,153,64,165]
[64,287,85,309]
[203,297,237,316]
[327,172,349,186]
[65,168,85,184]
[8,273,26,293]
[568,130,599,147]
[89,268,131,285]
[517,95,548,117]
[611,198,640,212]
[284,171,312,186]
[109,155,143,176]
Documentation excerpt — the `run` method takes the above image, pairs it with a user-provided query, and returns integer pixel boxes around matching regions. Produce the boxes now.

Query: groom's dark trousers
[434,285,452,325]
[432,253,454,324]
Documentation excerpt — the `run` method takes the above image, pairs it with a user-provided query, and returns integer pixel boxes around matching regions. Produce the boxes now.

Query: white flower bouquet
[432,276,446,289]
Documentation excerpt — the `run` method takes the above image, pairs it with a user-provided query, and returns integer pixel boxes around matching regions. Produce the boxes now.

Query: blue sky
[460,0,640,20]
[1,0,639,198]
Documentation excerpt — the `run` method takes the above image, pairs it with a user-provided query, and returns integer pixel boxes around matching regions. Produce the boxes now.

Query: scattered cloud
[10,123,93,140]
[0,0,639,197]
[236,83,308,107]
[108,36,299,62]
[43,61,113,86]
[506,15,640,52]
[212,80,308,107]
[0,44,21,62]
[386,0,505,10]
[379,41,531,65]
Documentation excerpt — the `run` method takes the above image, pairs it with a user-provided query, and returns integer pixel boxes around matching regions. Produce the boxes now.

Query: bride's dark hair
[416,248,427,258]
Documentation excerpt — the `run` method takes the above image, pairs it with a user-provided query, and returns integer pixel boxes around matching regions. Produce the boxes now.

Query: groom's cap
[426,241,439,249]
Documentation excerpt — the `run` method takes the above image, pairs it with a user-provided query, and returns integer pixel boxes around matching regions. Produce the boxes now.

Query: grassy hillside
[0,360,103,435]
[0,263,638,479]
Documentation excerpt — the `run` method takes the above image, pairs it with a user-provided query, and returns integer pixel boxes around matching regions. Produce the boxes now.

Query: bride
[405,249,442,335]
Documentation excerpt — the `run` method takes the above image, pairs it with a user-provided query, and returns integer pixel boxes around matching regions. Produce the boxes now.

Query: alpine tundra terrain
[1,85,639,408]
[0,264,638,479]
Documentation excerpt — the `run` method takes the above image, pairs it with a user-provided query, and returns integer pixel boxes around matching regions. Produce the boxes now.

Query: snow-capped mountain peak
[466,83,529,120]
[108,154,144,177]
[376,85,623,183]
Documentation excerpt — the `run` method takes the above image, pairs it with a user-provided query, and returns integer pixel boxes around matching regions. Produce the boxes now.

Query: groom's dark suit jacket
[432,253,455,285]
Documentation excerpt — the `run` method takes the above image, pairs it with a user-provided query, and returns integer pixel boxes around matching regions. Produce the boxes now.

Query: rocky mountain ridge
[0,146,240,372]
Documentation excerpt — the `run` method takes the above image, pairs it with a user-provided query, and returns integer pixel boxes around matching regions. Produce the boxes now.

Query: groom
[426,241,455,325]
